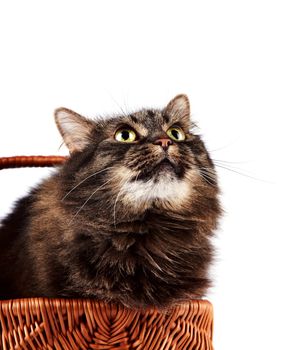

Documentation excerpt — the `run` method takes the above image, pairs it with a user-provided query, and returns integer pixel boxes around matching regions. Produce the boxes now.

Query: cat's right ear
[54,108,95,154]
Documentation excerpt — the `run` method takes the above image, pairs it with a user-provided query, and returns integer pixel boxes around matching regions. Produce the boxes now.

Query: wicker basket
[0,156,214,350]
[0,298,213,350]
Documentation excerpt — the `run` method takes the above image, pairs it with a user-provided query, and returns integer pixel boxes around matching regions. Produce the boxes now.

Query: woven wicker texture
[0,156,214,349]
[0,298,213,350]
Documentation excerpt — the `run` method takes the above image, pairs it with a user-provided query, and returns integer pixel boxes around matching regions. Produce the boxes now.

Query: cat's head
[55,94,219,222]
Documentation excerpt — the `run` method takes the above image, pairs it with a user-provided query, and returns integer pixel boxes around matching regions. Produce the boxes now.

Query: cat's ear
[164,94,191,128]
[54,108,95,154]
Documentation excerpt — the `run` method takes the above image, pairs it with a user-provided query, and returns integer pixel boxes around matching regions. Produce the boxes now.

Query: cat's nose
[153,138,173,151]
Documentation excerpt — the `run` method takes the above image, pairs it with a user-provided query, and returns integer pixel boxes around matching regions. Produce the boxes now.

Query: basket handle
[0,156,68,170]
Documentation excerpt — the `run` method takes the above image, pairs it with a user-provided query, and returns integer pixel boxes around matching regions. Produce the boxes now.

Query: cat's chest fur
[45,209,209,307]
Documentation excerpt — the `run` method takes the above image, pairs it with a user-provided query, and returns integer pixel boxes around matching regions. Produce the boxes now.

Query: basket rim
[0,155,68,170]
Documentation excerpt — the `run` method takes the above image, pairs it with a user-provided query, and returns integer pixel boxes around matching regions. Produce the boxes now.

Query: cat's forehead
[129,109,166,128]
[107,109,172,134]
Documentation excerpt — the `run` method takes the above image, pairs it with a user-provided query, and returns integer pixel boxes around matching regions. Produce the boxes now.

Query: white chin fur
[121,174,190,204]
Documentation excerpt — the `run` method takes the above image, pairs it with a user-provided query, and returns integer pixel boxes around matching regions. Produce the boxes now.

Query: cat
[0,94,221,309]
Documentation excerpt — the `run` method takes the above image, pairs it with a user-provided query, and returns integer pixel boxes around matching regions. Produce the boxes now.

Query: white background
[0,1,286,349]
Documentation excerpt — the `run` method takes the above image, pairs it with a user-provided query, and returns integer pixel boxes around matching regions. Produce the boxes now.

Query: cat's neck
[108,208,196,237]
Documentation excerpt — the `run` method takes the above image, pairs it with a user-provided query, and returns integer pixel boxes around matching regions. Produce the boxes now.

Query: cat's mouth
[135,158,183,181]
[153,159,175,173]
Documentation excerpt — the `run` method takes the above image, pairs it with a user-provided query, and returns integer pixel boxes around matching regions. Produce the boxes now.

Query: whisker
[208,140,237,153]
[62,166,114,201]
[69,177,115,224]
[213,160,255,173]
[213,159,251,165]
[106,91,128,116]
[213,162,272,183]
[199,167,217,177]
[202,173,216,182]
[113,174,135,228]
[198,169,217,187]
[199,166,217,175]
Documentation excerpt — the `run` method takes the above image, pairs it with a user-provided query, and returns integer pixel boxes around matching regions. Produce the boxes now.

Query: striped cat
[0,95,221,308]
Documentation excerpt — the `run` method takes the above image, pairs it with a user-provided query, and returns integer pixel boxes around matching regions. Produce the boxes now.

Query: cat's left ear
[164,94,191,128]
[54,108,95,154]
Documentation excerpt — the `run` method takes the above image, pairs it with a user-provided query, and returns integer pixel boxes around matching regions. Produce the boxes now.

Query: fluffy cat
[0,94,221,308]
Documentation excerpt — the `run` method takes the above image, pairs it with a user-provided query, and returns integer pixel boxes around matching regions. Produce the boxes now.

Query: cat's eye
[115,128,137,142]
[166,127,186,142]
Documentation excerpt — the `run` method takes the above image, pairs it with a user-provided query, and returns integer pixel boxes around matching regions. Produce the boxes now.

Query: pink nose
[154,138,173,150]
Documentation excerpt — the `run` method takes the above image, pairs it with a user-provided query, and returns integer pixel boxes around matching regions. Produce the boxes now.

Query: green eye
[166,127,186,142]
[115,129,137,142]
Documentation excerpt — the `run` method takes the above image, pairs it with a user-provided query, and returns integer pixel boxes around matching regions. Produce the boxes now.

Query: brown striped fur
[0,95,221,308]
